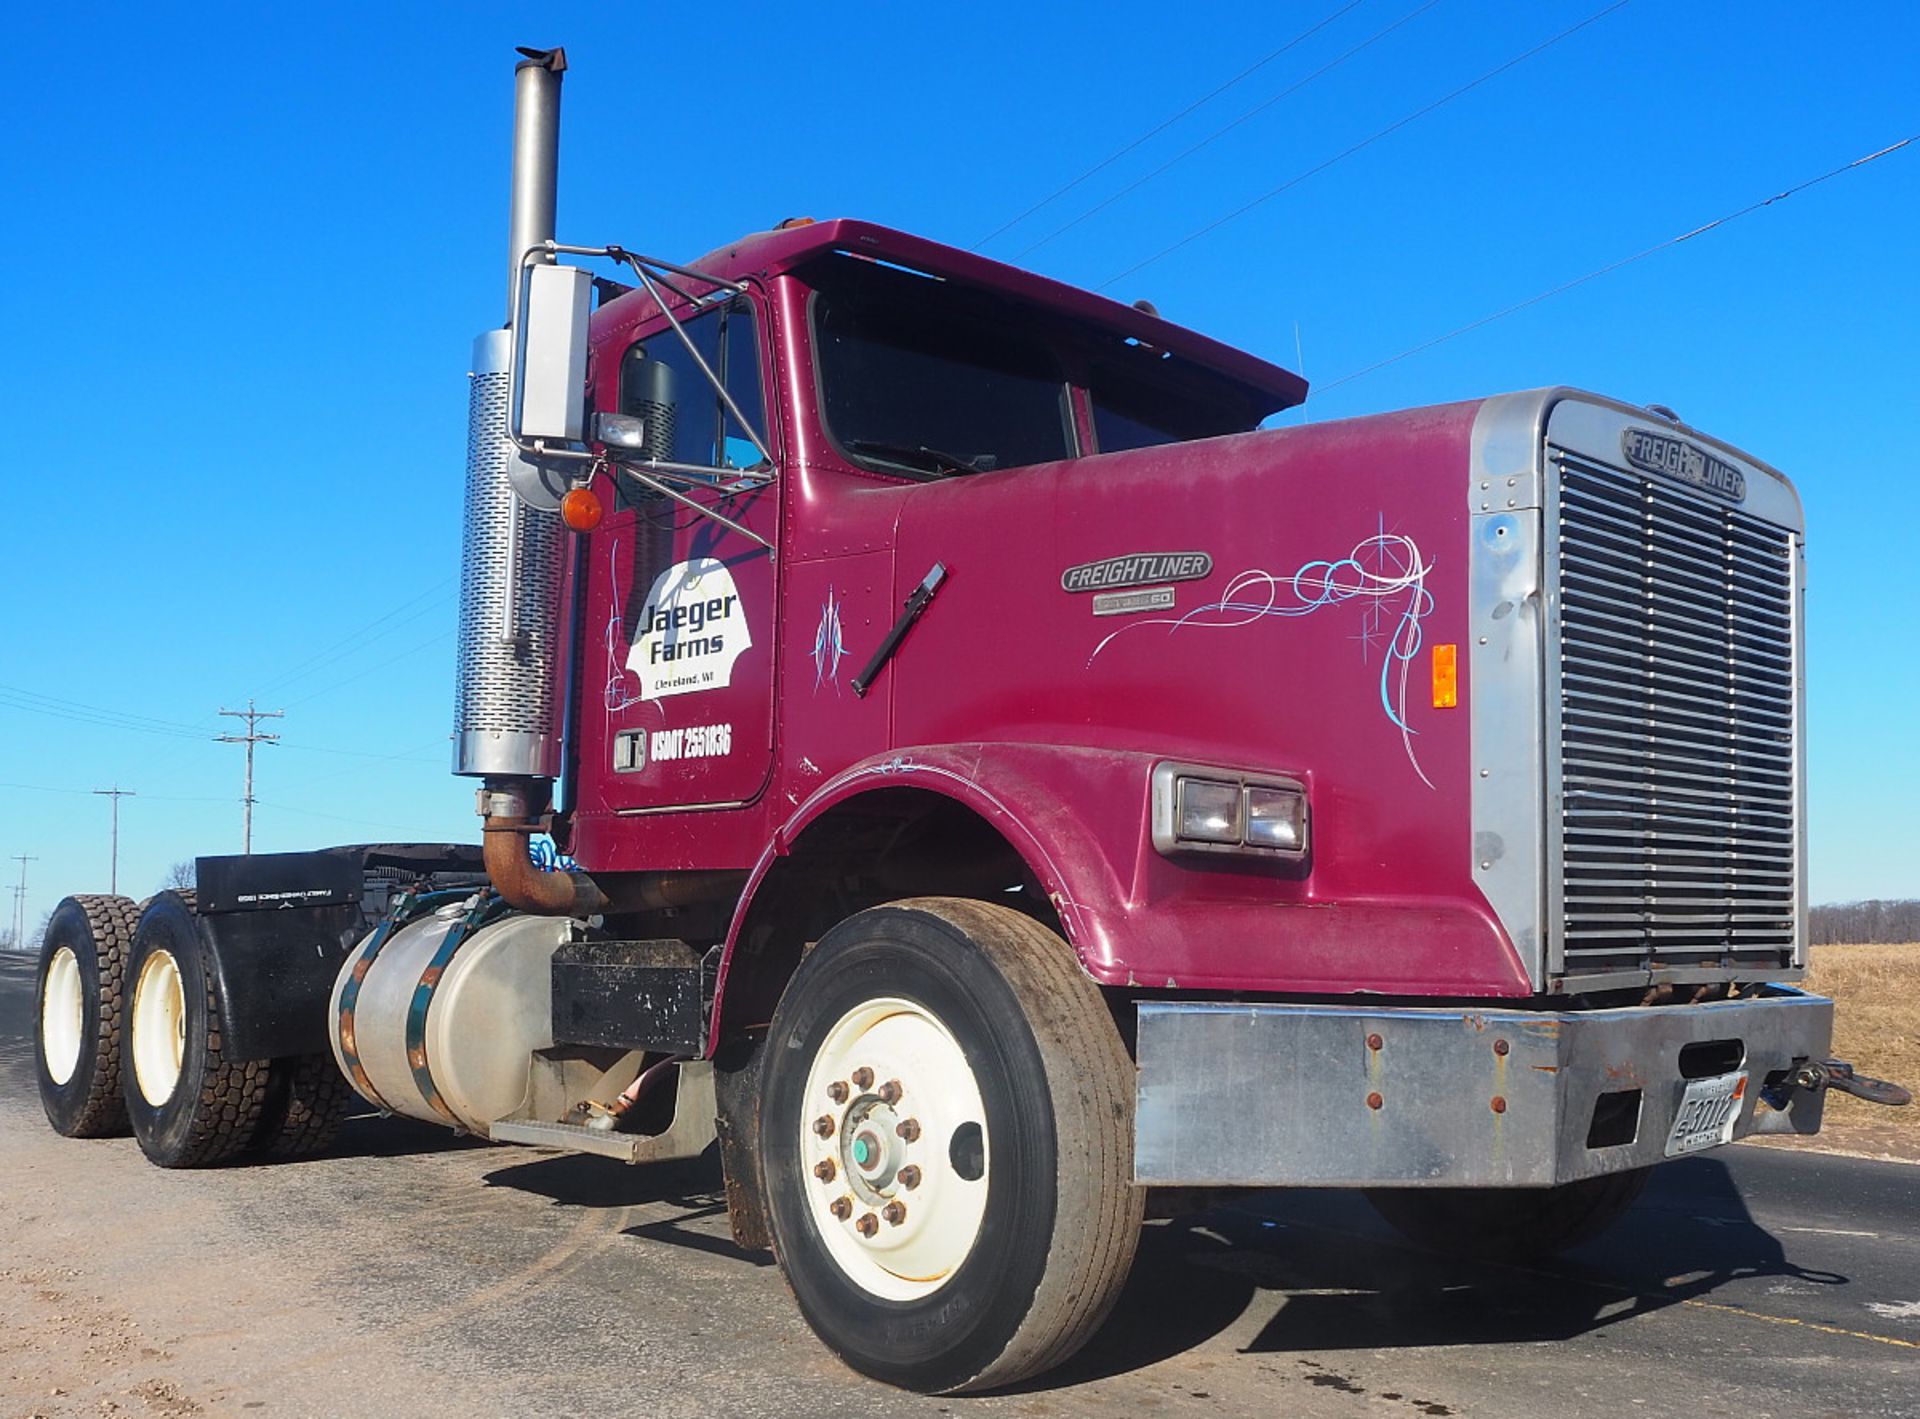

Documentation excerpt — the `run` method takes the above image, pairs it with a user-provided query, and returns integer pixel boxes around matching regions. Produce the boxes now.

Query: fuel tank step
[491,1061,717,1163]
[549,938,715,1055]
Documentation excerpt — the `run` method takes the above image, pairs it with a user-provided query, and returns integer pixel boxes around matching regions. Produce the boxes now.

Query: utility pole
[10,855,36,950]
[93,787,136,895]
[217,700,283,854]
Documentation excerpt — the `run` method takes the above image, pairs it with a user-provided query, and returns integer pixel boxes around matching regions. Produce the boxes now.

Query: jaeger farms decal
[625,558,753,700]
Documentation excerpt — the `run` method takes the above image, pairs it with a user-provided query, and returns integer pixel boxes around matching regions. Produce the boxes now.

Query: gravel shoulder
[3,954,1917,1419]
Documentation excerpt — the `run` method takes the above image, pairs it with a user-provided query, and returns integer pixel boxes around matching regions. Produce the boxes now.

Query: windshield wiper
[846,438,998,477]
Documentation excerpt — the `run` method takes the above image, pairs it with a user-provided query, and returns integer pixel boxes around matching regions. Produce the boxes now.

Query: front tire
[760,898,1142,1394]
[123,891,270,1168]
[34,894,139,1137]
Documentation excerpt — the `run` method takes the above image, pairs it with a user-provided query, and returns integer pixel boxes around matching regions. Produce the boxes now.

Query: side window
[618,297,766,472]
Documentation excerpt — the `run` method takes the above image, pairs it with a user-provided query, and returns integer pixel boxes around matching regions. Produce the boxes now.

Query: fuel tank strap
[403,893,509,1128]
[336,889,471,1116]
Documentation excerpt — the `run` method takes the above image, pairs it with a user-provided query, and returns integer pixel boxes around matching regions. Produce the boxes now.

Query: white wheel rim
[131,949,187,1106]
[41,947,85,1086]
[799,997,991,1301]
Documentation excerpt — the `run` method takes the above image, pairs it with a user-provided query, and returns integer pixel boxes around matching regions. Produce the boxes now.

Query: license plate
[1664,1071,1749,1157]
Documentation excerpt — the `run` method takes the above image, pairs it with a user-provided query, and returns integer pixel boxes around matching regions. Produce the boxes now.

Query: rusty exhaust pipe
[480,780,609,917]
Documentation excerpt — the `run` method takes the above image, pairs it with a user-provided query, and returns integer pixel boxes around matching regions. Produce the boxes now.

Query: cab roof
[670,218,1308,415]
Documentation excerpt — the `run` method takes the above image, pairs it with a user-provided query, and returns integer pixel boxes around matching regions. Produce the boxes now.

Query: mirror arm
[619,256,776,467]
[616,463,773,553]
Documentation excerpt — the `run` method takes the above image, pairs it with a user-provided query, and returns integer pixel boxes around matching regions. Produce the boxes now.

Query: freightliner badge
[1061,551,1212,593]
[1621,428,1747,503]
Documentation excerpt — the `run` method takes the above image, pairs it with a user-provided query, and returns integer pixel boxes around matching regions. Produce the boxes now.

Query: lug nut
[898,1165,922,1190]
[813,1115,836,1138]
[827,1080,849,1104]
[895,1118,921,1142]
[856,1212,879,1237]
[877,1079,903,1106]
[829,1197,852,1221]
[813,1158,837,1183]
[851,1066,875,1090]
[883,1201,907,1226]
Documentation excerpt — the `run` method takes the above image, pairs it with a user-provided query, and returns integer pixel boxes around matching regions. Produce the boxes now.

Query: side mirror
[511,263,592,444]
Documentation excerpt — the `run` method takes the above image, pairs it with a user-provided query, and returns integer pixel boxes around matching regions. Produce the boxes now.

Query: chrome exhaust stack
[454,46,571,783]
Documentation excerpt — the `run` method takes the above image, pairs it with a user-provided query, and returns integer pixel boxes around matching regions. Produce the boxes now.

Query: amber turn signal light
[1432,643,1458,708]
[560,487,604,532]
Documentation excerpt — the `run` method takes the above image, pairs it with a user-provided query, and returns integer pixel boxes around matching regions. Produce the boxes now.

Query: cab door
[583,291,778,815]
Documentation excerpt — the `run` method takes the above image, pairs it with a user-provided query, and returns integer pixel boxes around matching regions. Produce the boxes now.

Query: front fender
[710,744,1149,1045]
[711,738,1531,1055]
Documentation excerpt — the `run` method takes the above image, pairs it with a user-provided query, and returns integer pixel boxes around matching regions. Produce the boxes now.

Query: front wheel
[760,898,1142,1394]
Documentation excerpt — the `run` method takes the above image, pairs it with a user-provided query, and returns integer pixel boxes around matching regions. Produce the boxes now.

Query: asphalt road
[1,952,1915,1419]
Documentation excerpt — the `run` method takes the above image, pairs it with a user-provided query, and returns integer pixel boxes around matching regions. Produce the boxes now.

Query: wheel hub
[841,1098,906,1200]
[41,947,85,1086]
[130,948,187,1107]
[800,997,991,1302]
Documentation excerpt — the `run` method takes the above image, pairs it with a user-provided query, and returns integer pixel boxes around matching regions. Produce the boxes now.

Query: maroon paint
[557,221,1527,1049]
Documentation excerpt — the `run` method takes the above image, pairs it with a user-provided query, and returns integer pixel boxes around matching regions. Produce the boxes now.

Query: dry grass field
[1777,942,1920,1160]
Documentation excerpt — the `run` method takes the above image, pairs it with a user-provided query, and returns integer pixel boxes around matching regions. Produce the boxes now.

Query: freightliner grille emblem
[1621,428,1747,503]
[1062,551,1212,593]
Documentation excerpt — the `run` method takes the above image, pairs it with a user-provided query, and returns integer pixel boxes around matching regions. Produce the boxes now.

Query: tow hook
[1765,1059,1912,1110]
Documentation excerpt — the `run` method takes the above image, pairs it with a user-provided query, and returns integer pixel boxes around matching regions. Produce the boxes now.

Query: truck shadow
[480,1146,775,1267]
[323,1110,493,1161]
[458,1141,1848,1389]
[1028,1155,1848,1389]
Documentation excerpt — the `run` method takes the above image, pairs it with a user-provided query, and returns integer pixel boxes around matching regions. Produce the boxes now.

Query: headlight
[1245,785,1307,852]
[1177,778,1244,844]
[1152,763,1309,861]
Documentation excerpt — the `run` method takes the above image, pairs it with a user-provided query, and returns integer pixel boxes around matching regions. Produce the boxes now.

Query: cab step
[491,1060,716,1163]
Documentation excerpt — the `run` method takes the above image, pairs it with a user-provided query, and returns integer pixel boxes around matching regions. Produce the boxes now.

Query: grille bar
[1550,452,1799,977]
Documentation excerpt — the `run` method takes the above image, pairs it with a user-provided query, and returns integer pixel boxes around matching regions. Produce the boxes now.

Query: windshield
[1087,353,1260,453]
[805,253,1074,478]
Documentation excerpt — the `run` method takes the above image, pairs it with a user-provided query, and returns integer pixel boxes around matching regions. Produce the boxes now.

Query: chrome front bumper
[1133,987,1833,1188]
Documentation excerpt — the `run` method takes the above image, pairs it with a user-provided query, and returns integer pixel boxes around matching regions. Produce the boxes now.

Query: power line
[105,573,457,786]
[282,629,454,710]
[0,780,228,805]
[217,700,283,854]
[0,680,440,763]
[250,577,457,698]
[0,685,213,742]
[1014,0,1444,260]
[1314,134,1920,396]
[1098,0,1635,291]
[972,0,1371,250]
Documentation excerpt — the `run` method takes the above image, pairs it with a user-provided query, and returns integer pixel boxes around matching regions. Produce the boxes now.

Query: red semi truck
[30,47,1908,1393]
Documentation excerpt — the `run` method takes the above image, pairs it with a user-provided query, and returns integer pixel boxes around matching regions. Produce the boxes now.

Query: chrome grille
[1551,450,1799,979]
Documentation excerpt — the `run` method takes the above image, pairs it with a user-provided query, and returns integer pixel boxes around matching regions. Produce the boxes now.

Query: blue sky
[1,1,1914,937]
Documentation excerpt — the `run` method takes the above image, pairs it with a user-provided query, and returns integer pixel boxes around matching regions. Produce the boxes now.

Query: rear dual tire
[123,891,271,1168]
[35,894,140,1138]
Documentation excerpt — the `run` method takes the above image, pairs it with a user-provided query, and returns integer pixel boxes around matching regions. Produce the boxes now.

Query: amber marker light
[560,487,604,532]
[1432,643,1459,709]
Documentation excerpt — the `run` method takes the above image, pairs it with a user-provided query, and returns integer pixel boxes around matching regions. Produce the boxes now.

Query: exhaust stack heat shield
[453,328,568,779]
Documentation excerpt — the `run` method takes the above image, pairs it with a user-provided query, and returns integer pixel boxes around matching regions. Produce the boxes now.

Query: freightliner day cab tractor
[31,47,1910,1393]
